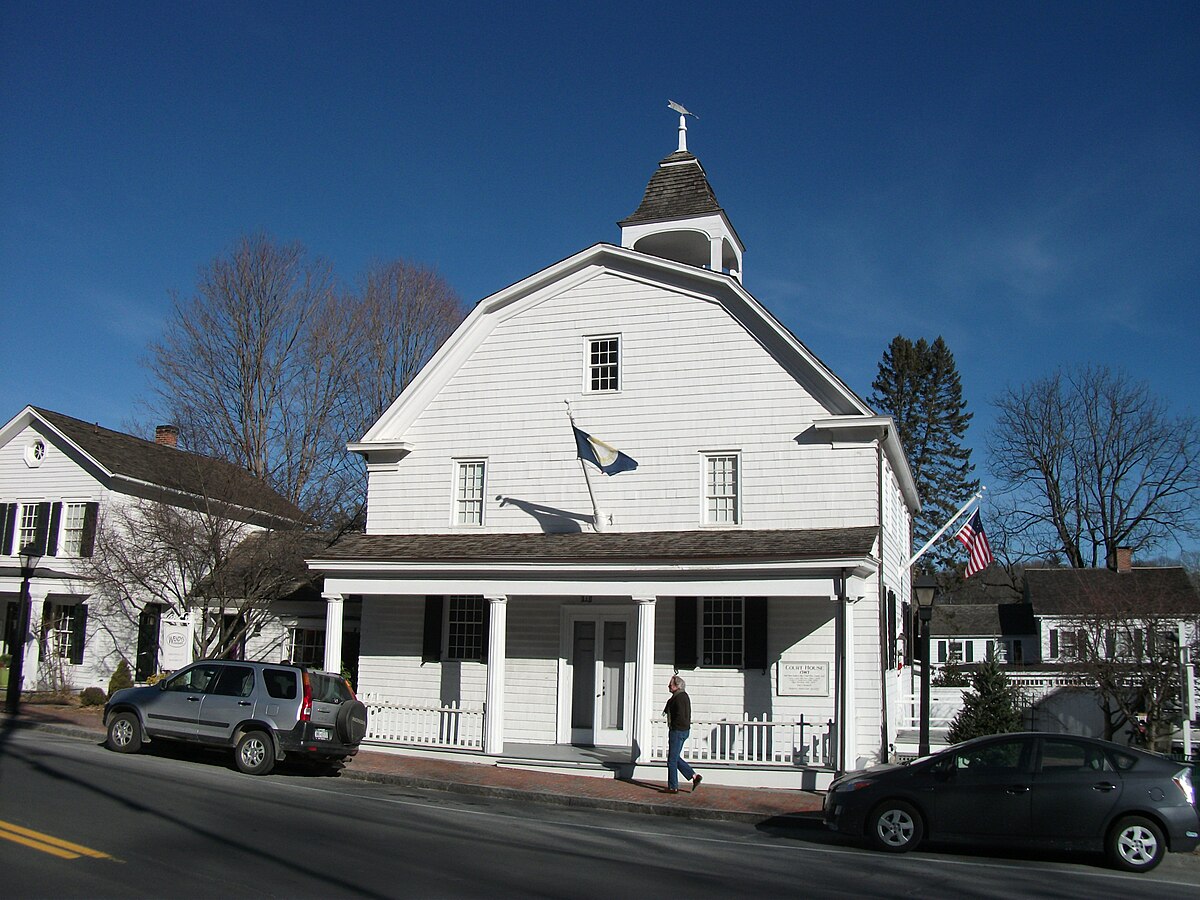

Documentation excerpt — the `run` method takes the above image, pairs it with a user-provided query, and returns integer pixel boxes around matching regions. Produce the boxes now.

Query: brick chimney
[1115,546,1133,573]
[155,424,179,449]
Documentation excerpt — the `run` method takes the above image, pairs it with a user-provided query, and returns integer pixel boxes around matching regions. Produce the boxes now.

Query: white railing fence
[361,695,484,750]
[649,716,836,768]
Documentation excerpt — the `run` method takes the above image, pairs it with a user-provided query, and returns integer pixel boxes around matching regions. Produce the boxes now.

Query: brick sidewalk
[2,702,823,824]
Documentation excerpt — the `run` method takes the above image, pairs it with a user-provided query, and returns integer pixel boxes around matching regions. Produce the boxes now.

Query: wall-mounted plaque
[777,661,829,697]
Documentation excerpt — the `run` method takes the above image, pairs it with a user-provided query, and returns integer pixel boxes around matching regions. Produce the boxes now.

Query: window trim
[452,459,487,527]
[699,451,741,526]
[444,595,486,662]
[59,500,89,557]
[583,334,622,394]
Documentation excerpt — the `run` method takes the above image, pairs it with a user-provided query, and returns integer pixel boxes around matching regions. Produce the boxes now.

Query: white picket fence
[649,716,835,768]
[361,696,485,750]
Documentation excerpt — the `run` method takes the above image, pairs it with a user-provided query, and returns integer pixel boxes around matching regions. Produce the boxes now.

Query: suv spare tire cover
[336,700,368,744]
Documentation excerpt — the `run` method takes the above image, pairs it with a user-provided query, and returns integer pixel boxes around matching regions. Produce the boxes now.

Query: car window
[211,665,256,698]
[310,673,353,704]
[953,739,1027,773]
[1040,738,1113,773]
[1111,750,1138,771]
[163,664,221,694]
[263,668,298,700]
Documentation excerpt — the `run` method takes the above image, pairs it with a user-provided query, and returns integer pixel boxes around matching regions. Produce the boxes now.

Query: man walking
[663,675,701,793]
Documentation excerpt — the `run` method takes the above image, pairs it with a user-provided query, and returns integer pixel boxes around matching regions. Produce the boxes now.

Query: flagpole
[905,486,986,569]
[565,401,604,532]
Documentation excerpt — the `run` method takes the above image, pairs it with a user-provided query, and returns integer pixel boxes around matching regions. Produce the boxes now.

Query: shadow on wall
[497,496,590,534]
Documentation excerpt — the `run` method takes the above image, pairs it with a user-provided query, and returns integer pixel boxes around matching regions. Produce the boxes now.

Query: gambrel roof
[1,406,306,524]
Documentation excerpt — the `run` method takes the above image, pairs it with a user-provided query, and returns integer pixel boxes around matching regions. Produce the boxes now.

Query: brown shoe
[663,788,679,794]
[692,774,702,792]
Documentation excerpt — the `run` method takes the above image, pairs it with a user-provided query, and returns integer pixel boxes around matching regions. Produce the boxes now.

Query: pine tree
[946,653,1024,743]
[870,335,979,571]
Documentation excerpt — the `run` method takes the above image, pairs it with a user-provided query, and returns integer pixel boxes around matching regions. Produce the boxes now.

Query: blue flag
[573,426,638,476]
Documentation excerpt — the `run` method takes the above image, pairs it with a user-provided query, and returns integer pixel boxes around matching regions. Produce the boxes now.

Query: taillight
[300,670,312,722]
[344,677,357,700]
[1173,768,1195,806]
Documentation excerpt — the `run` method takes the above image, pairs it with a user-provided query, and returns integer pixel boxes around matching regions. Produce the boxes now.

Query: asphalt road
[1,728,1198,899]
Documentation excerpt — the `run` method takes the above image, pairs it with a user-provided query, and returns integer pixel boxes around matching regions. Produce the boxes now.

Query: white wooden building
[311,118,919,785]
[0,406,309,692]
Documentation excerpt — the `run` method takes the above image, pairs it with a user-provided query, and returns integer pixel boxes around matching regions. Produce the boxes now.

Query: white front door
[564,609,632,746]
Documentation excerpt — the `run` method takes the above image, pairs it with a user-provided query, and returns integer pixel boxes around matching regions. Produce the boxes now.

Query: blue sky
[2,3,1197,528]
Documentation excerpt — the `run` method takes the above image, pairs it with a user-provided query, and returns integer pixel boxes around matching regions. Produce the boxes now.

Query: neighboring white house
[310,117,919,786]
[0,406,310,692]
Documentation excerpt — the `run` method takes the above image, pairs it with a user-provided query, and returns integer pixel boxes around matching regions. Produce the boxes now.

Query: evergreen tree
[870,335,979,571]
[946,653,1024,743]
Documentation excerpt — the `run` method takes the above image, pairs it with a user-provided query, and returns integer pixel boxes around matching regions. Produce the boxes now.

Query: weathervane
[668,100,697,152]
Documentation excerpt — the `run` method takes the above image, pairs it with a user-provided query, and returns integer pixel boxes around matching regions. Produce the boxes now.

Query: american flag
[955,510,994,577]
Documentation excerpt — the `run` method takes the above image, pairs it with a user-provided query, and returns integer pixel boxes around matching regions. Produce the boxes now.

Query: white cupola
[618,106,744,281]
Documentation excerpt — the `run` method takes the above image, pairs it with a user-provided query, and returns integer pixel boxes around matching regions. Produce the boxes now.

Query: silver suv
[103,660,369,775]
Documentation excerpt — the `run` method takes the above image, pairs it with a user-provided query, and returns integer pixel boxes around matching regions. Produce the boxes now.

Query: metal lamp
[914,574,938,757]
[5,542,43,714]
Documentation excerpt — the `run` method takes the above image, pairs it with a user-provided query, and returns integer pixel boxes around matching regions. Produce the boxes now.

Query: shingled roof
[932,602,1038,638]
[618,151,725,225]
[1026,566,1200,617]
[33,407,306,524]
[316,526,878,564]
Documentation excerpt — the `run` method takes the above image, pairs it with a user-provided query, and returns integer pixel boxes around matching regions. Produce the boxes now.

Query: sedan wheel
[869,800,924,852]
[1107,816,1165,872]
[234,731,275,776]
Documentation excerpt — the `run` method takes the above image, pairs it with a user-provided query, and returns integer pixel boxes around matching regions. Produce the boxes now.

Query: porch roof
[315,526,878,565]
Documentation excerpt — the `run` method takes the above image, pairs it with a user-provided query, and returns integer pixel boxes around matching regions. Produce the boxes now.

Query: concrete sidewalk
[1,701,824,825]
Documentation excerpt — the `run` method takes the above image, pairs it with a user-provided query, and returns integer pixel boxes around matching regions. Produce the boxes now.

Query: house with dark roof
[308,114,919,786]
[0,405,310,692]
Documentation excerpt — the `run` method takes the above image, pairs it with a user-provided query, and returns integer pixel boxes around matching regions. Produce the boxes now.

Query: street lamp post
[5,543,42,714]
[914,574,938,757]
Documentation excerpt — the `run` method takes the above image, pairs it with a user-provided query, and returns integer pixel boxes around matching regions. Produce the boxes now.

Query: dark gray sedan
[824,732,1199,872]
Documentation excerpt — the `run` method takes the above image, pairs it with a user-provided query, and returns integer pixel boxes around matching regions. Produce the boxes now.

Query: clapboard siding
[503,599,563,743]
[367,275,878,533]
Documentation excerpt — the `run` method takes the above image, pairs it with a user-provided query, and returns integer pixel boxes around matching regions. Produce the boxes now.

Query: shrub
[79,686,107,707]
[946,652,1024,743]
[932,660,970,687]
[108,660,134,695]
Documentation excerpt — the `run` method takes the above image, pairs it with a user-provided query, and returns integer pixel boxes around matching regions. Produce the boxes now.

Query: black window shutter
[46,502,62,557]
[422,596,444,663]
[1049,629,1059,658]
[674,598,697,670]
[80,502,100,557]
[744,597,769,670]
[71,604,88,665]
[1,504,15,556]
[31,502,51,555]
[479,599,490,663]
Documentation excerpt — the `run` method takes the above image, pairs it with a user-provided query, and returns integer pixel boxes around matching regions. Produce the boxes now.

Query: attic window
[24,440,46,468]
[586,337,620,393]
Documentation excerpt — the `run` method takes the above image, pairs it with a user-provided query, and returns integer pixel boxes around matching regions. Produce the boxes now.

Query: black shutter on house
[31,502,51,555]
[46,502,62,557]
[422,596,444,663]
[744,597,769,670]
[1049,629,1059,658]
[80,502,99,557]
[71,604,88,665]
[479,599,490,663]
[1,503,15,556]
[887,590,897,669]
[674,598,697,670]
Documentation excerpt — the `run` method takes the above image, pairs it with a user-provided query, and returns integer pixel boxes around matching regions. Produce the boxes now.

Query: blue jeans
[667,729,695,790]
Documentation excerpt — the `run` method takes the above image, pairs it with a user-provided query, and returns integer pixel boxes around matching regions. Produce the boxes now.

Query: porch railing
[361,696,485,750]
[649,716,835,768]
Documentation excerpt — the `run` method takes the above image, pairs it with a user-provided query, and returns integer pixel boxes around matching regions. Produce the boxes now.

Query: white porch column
[322,592,345,673]
[631,596,657,763]
[483,595,508,755]
[24,585,49,691]
[710,237,722,272]
[841,596,857,770]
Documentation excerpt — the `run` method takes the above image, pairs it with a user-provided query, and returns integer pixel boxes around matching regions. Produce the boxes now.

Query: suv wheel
[106,712,143,754]
[336,700,369,744]
[235,730,276,776]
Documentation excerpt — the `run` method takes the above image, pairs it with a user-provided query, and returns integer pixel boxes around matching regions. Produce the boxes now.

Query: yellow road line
[0,819,114,860]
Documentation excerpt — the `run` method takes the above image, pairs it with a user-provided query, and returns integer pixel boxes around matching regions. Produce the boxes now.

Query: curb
[7,718,823,826]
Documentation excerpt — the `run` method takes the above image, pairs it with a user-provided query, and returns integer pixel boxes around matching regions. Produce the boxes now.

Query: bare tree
[148,237,464,527]
[989,366,1200,569]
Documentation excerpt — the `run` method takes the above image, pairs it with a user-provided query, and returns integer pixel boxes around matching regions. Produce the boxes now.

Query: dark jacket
[664,690,691,731]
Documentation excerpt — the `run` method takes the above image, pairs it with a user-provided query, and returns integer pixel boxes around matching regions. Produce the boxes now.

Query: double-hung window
[46,602,86,664]
[446,596,486,661]
[18,503,41,554]
[60,503,89,556]
[289,628,326,667]
[455,461,486,526]
[586,336,620,392]
[701,597,744,668]
[703,453,740,524]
